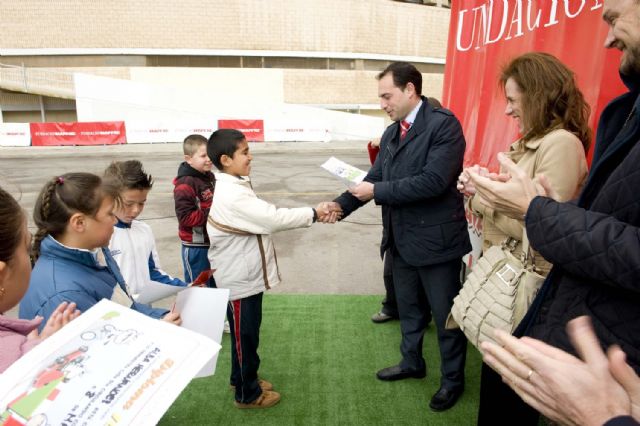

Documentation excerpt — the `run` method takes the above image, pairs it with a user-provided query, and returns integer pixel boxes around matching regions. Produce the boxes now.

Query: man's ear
[184,154,191,162]
[405,82,416,97]
[68,212,86,233]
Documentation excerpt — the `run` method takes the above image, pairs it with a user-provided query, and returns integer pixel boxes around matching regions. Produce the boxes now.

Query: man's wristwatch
[312,208,318,222]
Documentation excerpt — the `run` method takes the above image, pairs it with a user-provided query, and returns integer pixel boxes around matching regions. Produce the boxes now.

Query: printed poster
[0,300,219,426]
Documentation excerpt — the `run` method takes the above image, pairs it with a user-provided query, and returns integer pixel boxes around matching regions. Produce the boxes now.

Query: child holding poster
[19,173,182,329]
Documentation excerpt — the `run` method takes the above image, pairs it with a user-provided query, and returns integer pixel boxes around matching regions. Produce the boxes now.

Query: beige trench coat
[470,128,588,275]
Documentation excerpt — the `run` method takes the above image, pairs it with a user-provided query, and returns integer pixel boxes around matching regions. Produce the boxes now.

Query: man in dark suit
[329,62,471,411]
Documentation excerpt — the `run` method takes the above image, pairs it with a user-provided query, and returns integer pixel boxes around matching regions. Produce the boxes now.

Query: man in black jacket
[330,62,471,411]
[469,0,640,422]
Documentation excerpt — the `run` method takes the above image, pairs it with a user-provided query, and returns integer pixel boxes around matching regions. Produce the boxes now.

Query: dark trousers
[477,362,539,425]
[227,292,263,404]
[381,249,399,316]
[393,252,467,390]
[381,249,432,324]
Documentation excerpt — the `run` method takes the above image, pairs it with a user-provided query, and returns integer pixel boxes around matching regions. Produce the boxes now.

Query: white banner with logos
[264,118,330,142]
[0,123,30,147]
[125,121,217,144]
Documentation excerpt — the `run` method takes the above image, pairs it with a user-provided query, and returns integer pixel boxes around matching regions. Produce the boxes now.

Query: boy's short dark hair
[377,61,422,96]
[207,129,247,170]
[183,134,208,156]
[104,160,153,191]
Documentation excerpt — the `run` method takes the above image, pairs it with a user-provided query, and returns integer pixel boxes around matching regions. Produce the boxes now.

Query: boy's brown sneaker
[234,390,281,409]
[230,379,273,392]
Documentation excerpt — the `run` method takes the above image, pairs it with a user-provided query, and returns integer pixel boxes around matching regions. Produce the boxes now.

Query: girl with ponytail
[19,173,181,328]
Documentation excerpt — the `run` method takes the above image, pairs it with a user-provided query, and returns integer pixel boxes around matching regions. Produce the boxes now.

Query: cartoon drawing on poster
[0,300,219,426]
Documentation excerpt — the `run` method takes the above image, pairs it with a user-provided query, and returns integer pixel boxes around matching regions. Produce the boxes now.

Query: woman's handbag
[446,230,545,349]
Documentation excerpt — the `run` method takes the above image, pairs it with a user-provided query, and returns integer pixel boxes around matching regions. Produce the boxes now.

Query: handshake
[314,201,343,224]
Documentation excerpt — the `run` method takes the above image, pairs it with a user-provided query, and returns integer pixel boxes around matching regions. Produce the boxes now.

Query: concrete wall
[284,69,444,105]
[0,1,450,123]
[1,0,449,58]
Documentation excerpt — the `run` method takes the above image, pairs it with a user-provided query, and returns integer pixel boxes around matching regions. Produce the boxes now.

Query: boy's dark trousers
[227,291,263,404]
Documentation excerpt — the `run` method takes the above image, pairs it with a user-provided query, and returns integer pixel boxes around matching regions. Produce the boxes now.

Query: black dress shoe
[376,365,426,381]
[371,311,398,323]
[429,386,463,411]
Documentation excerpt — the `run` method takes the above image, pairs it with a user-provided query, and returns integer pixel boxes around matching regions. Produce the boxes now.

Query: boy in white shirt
[105,160,187,303]
[207,129,336,409]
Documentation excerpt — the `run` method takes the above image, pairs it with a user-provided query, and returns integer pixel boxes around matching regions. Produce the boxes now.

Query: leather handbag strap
[521,227,536,267]
[501,224,535,267]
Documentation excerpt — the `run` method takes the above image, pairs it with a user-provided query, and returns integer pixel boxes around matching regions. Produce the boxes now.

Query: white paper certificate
[174,287,230,378]
[0,299,220,426]
[321,157,367,186]
[134,281,185,305]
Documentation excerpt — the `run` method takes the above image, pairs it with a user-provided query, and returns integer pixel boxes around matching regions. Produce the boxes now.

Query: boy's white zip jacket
[207,172,313,301]
[109,219,186,301]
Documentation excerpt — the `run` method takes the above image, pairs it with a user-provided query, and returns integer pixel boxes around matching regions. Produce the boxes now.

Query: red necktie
[400,120,410,140]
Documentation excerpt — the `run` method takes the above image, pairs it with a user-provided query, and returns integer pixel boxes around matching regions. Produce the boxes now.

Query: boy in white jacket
[105,160,188,303]
[207,129,337,409]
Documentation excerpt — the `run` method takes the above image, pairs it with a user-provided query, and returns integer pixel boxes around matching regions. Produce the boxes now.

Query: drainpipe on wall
[39,95,46,122]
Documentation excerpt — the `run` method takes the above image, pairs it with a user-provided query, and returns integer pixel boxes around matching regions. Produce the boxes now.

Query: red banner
[30,122,126,146]
[217,119,265,142]
[442,0,627,171]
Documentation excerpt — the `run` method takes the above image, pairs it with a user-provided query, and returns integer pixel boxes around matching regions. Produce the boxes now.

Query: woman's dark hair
[207,129,247,170]
[32,172,119,261]
[103,160,153,191]
[500,52,591,150]
[0,186,25,263]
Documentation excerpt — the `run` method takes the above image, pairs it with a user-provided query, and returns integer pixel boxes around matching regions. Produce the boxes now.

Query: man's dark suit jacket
[335,97,471,267]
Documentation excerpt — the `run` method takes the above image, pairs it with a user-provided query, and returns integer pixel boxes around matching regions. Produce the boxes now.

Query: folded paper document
[321,157,367,186]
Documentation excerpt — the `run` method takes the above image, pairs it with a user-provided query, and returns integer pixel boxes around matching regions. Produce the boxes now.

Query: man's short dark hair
[377,62,422,96]
[207,129,247,170]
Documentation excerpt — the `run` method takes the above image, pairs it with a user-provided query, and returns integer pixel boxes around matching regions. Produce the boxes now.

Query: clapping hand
[468,153,540,218]
[481,317,640,426]
[29,301,81,340]
[457,165,490,196]
[315,202,343,223]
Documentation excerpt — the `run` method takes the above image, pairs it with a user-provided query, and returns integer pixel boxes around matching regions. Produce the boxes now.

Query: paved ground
[1,141,387,314]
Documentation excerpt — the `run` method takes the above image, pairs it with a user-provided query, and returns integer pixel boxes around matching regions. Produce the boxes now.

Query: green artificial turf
[159,294,481,425]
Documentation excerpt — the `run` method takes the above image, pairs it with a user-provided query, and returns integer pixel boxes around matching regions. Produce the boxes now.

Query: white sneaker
[224,320,231,334]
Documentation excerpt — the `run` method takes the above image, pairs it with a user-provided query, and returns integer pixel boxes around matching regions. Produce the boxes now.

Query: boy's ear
[68,212,87,233]
[220,154,232,168]
[184,154,191,163]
